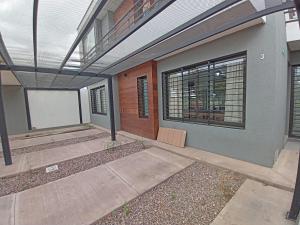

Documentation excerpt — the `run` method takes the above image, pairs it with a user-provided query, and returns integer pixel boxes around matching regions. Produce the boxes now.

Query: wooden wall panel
[118,60,159,139]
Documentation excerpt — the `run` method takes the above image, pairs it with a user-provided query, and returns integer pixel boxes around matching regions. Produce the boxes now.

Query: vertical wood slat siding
[118,60,159,139]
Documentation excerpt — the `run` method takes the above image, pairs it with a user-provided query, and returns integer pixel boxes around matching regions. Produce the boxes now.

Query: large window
[90,86,107,115]
[162,52,246,128]
[137,76,149,118]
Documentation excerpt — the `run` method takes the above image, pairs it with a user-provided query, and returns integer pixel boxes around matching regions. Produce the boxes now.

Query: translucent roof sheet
[14,71,103,89]
[0,0,34,66]
[0,0,297,89]
[37,0,93,68]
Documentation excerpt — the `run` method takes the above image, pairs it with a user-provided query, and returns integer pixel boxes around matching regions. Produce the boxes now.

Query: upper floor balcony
[285,8,300,51]
[75,0,268,75]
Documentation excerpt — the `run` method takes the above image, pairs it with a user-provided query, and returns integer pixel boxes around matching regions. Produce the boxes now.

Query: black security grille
[290,65,300,137]
[90,85,107,115]
[137,76,149,118]
[162,52,246,128]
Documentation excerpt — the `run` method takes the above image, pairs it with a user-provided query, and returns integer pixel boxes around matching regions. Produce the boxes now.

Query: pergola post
[0,72,12,165]
[108,77,116,141]
[287,1,300,220]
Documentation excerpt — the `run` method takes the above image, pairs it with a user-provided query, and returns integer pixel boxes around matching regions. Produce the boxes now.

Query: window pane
[163,53,246,128]
[90,86,107,114]
[137,76,149,117]
[167,71,183,119]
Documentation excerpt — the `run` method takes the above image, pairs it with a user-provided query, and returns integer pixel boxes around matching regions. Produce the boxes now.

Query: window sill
[162,118,245,130]
[92,112,107,116]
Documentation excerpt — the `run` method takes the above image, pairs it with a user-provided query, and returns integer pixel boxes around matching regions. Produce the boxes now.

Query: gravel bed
[0,132,110,157]
[0,141,144,197]
[94,162,245,225]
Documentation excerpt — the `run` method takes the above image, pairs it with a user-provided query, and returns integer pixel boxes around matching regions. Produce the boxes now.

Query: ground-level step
[0,147,194,225]
[1,128,109,156]
[211,180,294,225]
[0,135,143,196]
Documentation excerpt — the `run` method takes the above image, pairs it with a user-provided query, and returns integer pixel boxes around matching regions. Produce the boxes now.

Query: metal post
[77,90,83,124]
[0,72,12,165]
[287,151,300,221]
[294,0,300,28]
[108,77,116,141]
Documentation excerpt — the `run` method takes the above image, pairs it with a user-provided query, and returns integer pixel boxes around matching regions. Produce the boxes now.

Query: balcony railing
[82,0,164,64]
[285,8,299,23]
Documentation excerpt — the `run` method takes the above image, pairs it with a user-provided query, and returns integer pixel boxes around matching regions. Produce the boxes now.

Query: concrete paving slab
[14,165,138,225]
[0,194,15,225]
[1,128,105,150]
[118,130,298,191]
[9,125,89,140]
[144,147,194,169]
[0,154,29,178]
[211,179,295,225]
[0,135,135,178]
[0,148,192,225]
[107,147,194,193]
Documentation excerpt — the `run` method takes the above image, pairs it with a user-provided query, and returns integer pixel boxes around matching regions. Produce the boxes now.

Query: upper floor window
[137,76,149,118]
[162,52,246,128]
[90,86,107,115]
[82,27,96,62]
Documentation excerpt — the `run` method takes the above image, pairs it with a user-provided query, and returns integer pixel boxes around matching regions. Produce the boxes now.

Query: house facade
[1,0,299,168]
[85,1,299,167]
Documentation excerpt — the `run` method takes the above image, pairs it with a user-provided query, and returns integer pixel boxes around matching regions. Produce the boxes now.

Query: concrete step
[211,179,295,225]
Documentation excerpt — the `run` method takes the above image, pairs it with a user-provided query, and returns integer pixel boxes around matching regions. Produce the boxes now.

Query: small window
[90,86,107,115]
[137,76,149,118]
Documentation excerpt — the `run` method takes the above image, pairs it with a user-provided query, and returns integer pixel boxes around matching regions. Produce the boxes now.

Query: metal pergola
[1,2,300,219]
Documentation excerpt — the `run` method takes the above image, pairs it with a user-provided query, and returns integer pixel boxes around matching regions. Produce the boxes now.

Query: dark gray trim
[25,87,79,91]
[0,33,14,66]
[0,33,23,85]
[0,64,110,78]
[23,89,32,130]
[0,72,12,165]
[33,0,39,70]
[289,65,296,138]
[108,77,116,141]
[80,0,177,74]
[78,90,83,124]
[294,0,300,27]
[58,0,108,71]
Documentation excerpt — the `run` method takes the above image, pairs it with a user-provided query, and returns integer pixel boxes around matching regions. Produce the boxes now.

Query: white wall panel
[27,90,80,129]
[80,87,91,123]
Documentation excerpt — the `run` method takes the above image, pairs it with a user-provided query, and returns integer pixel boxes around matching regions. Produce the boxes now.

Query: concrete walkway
[0,147,193,225]
[0,135,134,178]
[211,179,295,225]
[1,128,104,150]
[118,130,299,191]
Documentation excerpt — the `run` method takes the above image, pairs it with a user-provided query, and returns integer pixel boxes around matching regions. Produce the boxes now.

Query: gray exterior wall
[157,12,288,167]
[88,77,120,130]
[2,85,28,135]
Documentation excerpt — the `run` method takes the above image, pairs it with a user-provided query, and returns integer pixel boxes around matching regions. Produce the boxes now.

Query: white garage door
[27,90,80,129]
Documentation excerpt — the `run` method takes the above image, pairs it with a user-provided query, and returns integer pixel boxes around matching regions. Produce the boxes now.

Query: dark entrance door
[290,65,300,138]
